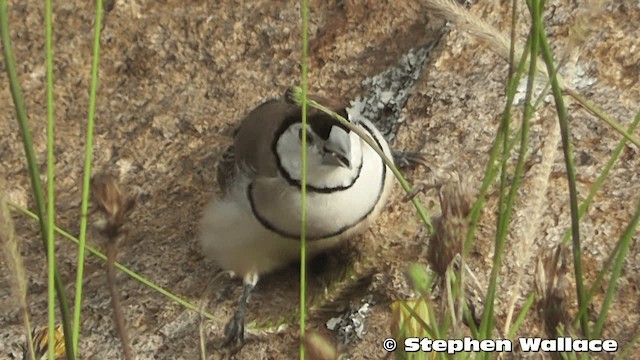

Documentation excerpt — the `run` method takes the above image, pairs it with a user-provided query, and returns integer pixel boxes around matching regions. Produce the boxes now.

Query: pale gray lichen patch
[325,295,375,345]
[348,40,442,143]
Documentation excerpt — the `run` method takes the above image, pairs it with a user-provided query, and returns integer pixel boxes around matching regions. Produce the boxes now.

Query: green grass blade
[0,2,75,358]
[299,0,309,358]
[591,198,640,338]
[464,37,531,256]
[565,109,640,246]
[396,298,438,339]
[565,88,640,148]
[507,291,535,340]
[44,0,56,358]
[535,0,589,337]
[479,5,539,339]
[464,7,525,323]
[570,111,640,326]
[620,328,640,359]
[72,0,104,353]
[10,202,220,321]
[463,301,479,337]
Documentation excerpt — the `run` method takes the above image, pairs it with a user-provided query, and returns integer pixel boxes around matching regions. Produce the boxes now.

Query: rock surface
[1,0,639,358]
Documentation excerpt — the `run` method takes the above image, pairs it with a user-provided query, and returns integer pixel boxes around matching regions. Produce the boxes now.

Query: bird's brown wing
[233,100,294,179]
[216,144,237,194]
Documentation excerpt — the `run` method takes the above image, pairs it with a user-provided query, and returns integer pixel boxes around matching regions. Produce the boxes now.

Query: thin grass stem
[72,0,104,353]
[535,0,589,338]
[620,328,640,359]
[464,39,531,256]
[396,298,437,338]
[507,292,535,340]
[479,6,538,340]
[569,111,640,327]
[565,88,640,148]
[0,2,75,358]
[9,203,220,321]
[44,0,57,358]
[299,0,309,358]
[591,197,640,338]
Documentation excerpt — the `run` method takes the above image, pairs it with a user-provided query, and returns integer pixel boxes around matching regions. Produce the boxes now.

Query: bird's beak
[322,126,352,169]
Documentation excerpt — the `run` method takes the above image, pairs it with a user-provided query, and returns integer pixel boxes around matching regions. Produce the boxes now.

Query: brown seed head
[90,173,137,239]
[428,173,474,276]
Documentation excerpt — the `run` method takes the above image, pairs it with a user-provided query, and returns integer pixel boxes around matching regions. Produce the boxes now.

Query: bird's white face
[274,122,364,190]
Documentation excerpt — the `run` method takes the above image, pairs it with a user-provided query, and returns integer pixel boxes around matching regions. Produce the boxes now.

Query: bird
[199,93,396,348]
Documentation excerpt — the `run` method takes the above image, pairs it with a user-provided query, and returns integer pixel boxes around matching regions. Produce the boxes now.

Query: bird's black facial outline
[307,110,350,141]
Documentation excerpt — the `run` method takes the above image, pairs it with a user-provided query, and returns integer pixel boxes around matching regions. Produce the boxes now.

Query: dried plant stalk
[535,244,571,338]
[0,179,36,360]
[91,173,137,360]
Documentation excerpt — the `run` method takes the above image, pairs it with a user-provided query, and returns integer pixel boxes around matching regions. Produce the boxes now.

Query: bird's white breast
[200,175,349,276]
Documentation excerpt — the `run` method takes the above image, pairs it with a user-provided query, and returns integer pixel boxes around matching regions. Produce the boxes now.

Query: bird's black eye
[298,128,314,145]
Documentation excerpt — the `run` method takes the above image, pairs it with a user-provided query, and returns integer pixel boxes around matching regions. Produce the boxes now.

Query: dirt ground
[1,0,639,359]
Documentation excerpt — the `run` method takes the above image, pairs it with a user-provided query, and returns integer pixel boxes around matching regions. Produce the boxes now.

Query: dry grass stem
[535,245,571,338]
[0,178,36,360]
[424,0,551,78]
[90,173,137,360]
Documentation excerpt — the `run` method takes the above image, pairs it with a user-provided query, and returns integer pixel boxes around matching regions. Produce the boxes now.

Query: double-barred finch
[21,325,65,360]
[199,95,395,348]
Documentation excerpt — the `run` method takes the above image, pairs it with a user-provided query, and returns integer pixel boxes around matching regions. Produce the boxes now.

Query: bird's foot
[222,309,246,352]
[220,273,258,353]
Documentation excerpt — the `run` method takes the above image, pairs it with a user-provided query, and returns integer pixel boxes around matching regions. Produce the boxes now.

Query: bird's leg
[391,149,431,170]
[223,272,259,350]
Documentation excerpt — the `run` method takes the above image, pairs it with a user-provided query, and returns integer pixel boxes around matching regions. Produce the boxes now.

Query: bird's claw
[222,310,246,352]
